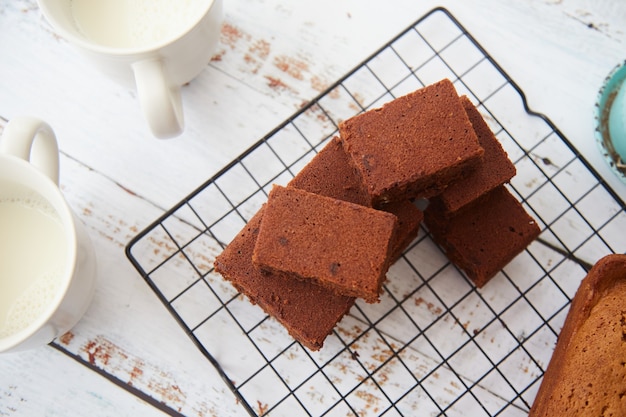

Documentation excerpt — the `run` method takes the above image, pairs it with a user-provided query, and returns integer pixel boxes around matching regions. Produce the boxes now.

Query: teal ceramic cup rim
[594,60,626,184]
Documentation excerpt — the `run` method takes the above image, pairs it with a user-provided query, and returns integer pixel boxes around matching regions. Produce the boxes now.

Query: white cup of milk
[0,117,97,353]
[36,0,223,139]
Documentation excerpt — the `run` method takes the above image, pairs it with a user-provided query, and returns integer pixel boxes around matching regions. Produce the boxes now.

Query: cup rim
[594,59,626,184]
[36,0,219,56]
[0,155,78,351]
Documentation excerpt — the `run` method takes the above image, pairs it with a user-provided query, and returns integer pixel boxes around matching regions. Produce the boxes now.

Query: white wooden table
[1,0,625,416]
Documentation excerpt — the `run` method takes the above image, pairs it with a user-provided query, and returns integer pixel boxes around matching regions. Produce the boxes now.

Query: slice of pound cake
[529,254,626,416]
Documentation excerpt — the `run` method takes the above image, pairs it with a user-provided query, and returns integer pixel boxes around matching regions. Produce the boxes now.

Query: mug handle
[0,116,60,185]
[132,59,184,139]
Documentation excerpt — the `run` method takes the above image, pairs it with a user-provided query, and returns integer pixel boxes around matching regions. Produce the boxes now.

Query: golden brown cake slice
[529,254,626,417]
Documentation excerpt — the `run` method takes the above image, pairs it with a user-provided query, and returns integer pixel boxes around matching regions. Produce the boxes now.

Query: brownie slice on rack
[215,134,425,350]
[425,185,540,287]
[289,136,423,261]
[214,208,355,351]
[252,185,397,303]
[428,96,516,215]
[339,78,484,206]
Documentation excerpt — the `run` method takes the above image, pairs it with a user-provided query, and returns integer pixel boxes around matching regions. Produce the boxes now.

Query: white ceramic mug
[36,0,223,139]
[0,117,97,353]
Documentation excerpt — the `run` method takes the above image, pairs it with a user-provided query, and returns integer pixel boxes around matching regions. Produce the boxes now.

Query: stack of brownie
[212,136,423,351]
[214,78,540,350]
[424,96,541,287]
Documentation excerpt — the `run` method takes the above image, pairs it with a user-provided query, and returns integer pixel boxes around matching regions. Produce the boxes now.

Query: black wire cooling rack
[126,7,626,416]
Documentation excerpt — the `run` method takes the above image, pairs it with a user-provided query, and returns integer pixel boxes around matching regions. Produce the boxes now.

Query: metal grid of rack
[126,8,626,416]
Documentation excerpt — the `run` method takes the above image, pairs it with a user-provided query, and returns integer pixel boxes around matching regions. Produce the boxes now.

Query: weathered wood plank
[1,0,625,415]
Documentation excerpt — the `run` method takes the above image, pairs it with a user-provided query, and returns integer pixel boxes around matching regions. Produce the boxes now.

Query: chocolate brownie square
[214,209,355,351]
[425,185,540,287]
[253,185,397,303]
[339,79,484,206]
[429,96,516,214]
[289,136,423,260]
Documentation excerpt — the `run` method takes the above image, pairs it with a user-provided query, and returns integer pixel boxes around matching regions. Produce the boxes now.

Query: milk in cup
[70,0,211,49]
[0,182,69,338]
